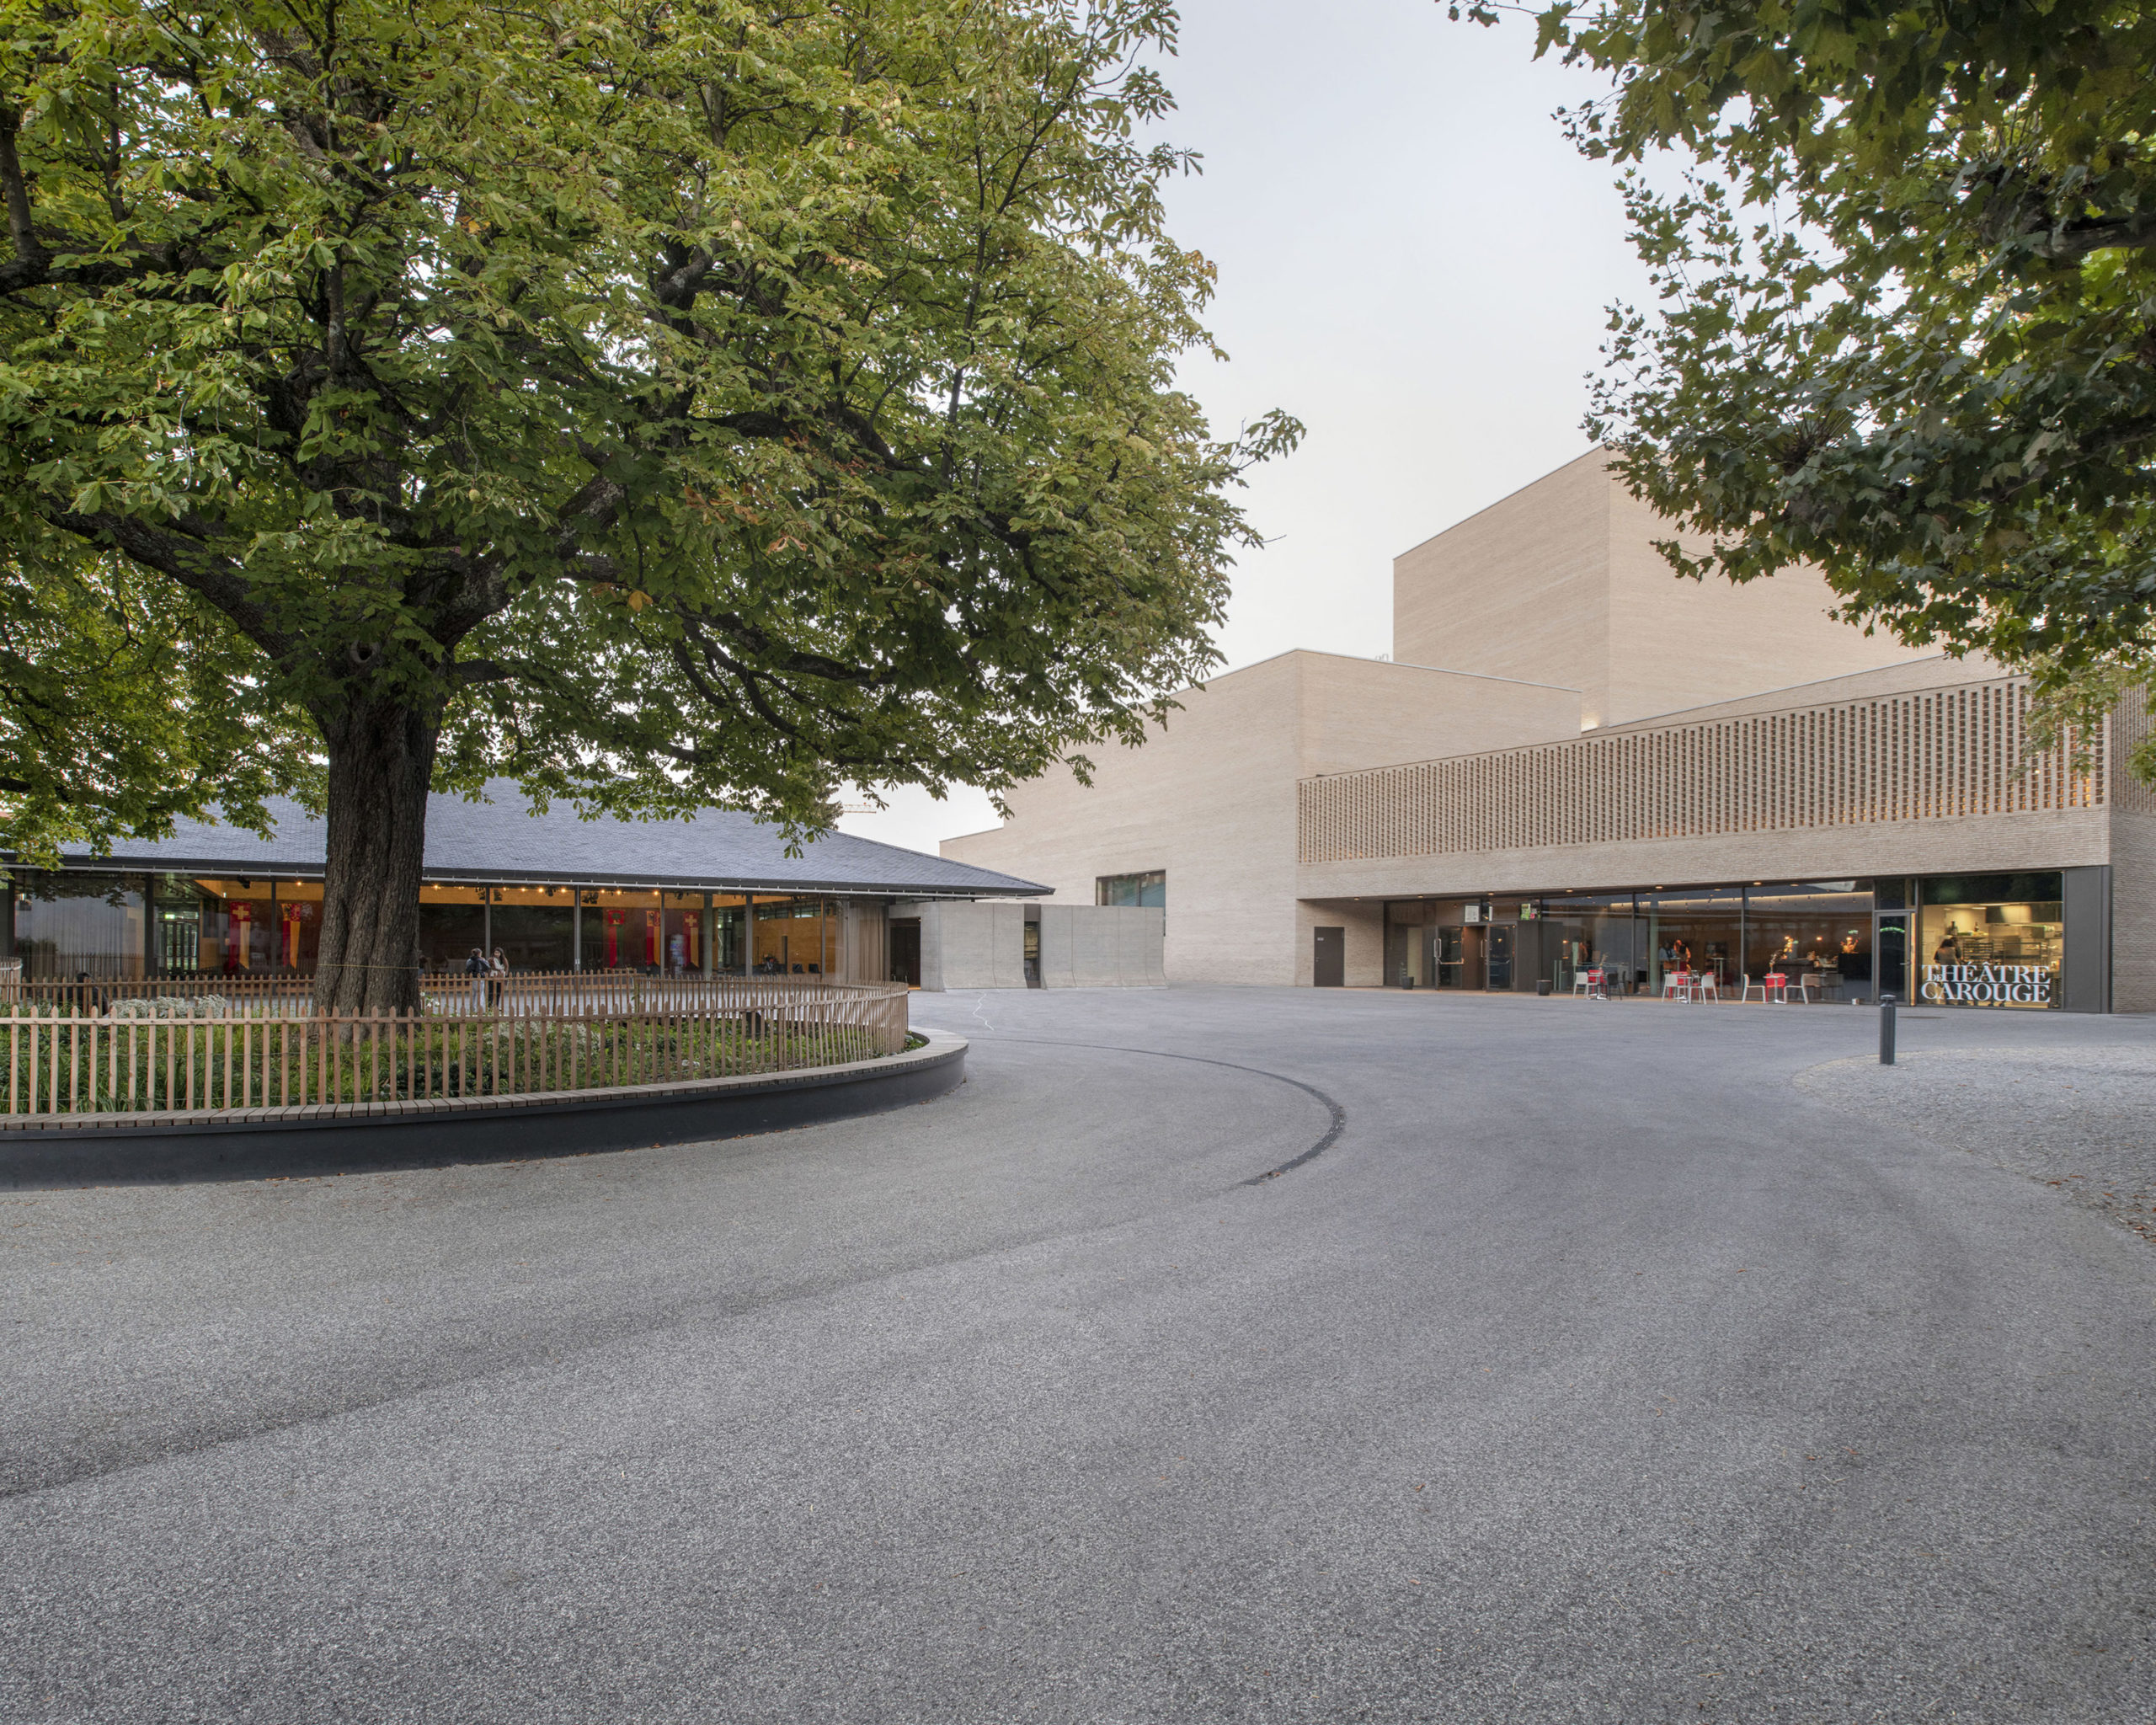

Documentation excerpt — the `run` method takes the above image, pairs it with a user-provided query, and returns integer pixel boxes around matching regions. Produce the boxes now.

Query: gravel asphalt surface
[5,986,2155,1722]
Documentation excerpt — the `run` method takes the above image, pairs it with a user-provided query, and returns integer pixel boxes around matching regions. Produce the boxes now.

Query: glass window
[194,878,278,975]
[1745,882,1874,1000]
[750,896,840,975]
[13,870,147,980]
[1643,887,1745,994]
[491,901,574,972]
[264,879,323,973]
[1541,891,1644,995]
[418,882,488,971]
[711,895,748,974]
[1096,871,1166,909]
[1918,873,2063,1008]
[584,888,662,972]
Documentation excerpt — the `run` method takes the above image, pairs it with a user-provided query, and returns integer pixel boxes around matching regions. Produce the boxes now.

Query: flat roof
[23,781,1050,900]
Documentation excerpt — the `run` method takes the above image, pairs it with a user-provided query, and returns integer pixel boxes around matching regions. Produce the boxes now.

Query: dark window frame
[1095,870,1166,909]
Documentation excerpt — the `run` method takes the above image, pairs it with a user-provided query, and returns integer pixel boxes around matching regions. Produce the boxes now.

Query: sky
[836,0,1657,855]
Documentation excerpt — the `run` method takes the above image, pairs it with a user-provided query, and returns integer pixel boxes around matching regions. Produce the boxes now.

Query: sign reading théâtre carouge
[1922,964,2053,1006]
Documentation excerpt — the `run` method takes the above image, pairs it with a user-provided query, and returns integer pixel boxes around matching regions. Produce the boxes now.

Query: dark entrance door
[888,918,921,987]
[1431,922,1483,991]
[1486,924,1515,991]
[1313,927,1344,987]
[1452,925,1487,990]
[1022,919,1041,987]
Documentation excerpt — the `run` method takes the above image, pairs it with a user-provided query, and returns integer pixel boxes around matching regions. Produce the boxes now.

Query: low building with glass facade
[2,781,1054,986]
[942,452,2155,1012]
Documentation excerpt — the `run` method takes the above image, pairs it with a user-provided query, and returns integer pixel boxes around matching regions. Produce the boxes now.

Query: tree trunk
[312,692,440,1017]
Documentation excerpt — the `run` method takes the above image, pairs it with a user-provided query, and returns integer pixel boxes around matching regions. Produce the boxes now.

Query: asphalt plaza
[5,986,2153,1722]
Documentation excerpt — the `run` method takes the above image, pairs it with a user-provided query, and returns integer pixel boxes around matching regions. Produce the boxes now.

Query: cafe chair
[1572,966,1606,1000]
[1695,971,1720,1002]
[1662,969,1692,1001]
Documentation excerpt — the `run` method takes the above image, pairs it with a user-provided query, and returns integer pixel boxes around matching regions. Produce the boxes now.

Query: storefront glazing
[1385,875,2068,1007]
[7,869,862,980]
[1917,873,2064,1008]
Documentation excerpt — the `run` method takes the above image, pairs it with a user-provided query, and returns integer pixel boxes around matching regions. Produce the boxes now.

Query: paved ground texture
[5,989,2156,1724]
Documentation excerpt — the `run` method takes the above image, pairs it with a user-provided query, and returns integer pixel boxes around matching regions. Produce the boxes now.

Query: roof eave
[27,852,1049,900]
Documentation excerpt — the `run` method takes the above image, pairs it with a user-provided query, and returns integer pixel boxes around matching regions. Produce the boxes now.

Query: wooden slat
[0,980,908,1120]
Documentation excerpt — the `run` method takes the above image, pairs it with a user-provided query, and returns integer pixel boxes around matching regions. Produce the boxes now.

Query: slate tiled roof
[50,782,1046,899]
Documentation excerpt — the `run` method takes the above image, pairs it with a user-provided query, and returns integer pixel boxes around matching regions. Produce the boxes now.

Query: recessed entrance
[1486,924,1515,991]
[888,918,921,987]
[1435,925,1484,990]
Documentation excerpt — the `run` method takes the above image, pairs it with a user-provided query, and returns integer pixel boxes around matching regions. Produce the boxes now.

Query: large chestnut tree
[0,0,1293,1009]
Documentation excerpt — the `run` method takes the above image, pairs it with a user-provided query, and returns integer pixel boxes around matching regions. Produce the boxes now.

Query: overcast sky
[836,0,1653,854]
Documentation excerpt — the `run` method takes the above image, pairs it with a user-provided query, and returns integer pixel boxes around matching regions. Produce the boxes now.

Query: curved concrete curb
[0,1029,968,1190]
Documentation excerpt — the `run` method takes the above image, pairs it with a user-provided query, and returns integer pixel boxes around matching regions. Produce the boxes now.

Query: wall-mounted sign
[1518,903,1540,921]
[1463,904,1482,924]
[1922,963,2054,1007]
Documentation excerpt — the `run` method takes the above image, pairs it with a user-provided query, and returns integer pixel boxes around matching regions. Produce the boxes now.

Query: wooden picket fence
[0,966,857,1017]
[2,978,910,1120]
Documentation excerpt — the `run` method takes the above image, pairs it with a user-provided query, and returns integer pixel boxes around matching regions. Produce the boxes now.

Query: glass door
[157,905,202,974]
[1487,924,1514,991]
[1435,927,1465,989]
[1875,915,1908,1003]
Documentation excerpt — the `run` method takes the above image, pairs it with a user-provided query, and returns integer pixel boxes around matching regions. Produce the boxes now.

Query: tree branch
[45,509,293,659]
[0,107,45,268]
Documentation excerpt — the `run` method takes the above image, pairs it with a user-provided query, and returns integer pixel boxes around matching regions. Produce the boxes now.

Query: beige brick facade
[942,454,2148,1008]
[941,653,1579,986]
[1392,451,1925,729]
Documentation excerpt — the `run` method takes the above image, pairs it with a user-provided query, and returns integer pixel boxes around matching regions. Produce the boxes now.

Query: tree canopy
[0,539,312,862]
[0,0,1293,1005]
[1501,0,2156,766]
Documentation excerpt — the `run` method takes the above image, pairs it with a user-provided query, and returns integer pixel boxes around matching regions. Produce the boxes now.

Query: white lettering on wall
[1920,964,2054,1007]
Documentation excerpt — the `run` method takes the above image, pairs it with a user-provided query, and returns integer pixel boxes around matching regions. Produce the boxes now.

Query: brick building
[943,451,2147,1012]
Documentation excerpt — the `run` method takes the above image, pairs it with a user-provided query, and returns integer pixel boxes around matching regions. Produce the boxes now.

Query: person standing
[464,947,487,1012]
[488,947,508,1009]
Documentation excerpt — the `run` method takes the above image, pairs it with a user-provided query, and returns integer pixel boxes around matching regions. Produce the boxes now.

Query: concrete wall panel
[897,900,1156,990]
[892,900,1025,991]
[1036,905,1074,990]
